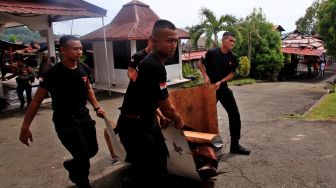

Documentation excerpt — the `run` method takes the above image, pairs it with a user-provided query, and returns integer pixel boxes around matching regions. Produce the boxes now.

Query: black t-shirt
[39,63,91,113]
[121,53,168,115]
[129,49,148,69]
[202,48,238,87]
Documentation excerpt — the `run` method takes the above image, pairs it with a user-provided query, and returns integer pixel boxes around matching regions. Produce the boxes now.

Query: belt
[121,113,141,119]
[54,107,88,116]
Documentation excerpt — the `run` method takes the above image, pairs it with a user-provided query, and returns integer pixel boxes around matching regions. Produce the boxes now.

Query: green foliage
[188,8,237,49]
[178,80,203,88]
[8,34,17,43]
[317,0,336,57]
[182,62,200,79]
[0,26,41,43]
[295,0,321,35]
[229,78,256,86]
[237,56,250,77]
[179,62,202,88]
[79,54,87,64]
[234,8,284,80]
[284,54,291,64]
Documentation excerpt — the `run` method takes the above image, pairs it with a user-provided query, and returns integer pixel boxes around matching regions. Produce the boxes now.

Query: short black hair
[222,32,235,40]
[59,35,80,48]
[152,19,176,37]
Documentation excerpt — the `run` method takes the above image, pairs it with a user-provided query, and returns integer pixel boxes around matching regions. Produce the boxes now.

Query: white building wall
[114,69,130,87]
[165,39,184,83]
[166,64,182,81]
[92,41,115,90]
[92,39,187,91]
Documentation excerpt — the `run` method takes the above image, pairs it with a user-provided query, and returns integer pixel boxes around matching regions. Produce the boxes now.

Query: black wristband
[94,106,100,112]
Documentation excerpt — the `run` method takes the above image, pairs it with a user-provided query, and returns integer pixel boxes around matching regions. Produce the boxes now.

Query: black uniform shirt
[202,48,238,87]
[129,49,148,69]
[121,53,168,116]
[40,63,91,113]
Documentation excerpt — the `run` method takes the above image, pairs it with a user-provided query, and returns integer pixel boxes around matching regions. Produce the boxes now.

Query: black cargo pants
[16,79,32,106]
[53,108,98,186]
[216,87,241,141]
[116,113,169,188]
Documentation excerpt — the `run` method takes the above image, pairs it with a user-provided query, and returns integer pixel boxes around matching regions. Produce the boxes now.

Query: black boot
[63,160,77,184]
[230,140,250,155]
[64,160,91,188]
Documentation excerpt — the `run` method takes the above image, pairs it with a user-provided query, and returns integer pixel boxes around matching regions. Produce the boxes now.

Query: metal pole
[70,20,74,35]
[102,17,111,96]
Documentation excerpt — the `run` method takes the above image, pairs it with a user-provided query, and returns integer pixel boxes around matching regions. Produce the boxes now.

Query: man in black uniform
[116,20,184,187]
[13,58,36,109]
[198,32,250,155]
[127,40,152,81]
[19,35,106,188]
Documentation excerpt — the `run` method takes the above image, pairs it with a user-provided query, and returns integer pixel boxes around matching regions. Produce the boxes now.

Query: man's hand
[127,68,138,82]
[96,107,106,118]
[19,127,33,146]
[130,70,138,82]
[174,118,184,130]
[214,81,221,90]
[159,116,171,129]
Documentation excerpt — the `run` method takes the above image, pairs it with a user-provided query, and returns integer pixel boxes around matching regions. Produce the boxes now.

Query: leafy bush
[229,78,256,86]
[182,62,200,79]
[237,56,250,77]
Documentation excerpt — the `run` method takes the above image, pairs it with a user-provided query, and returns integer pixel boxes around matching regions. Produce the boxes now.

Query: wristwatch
[94,106,101,112]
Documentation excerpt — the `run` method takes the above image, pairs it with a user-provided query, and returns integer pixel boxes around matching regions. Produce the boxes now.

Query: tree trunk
[248,31,252,63]
[213,34,218,47]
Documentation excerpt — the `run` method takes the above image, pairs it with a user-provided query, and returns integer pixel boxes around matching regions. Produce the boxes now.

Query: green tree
[317,0,336,57]
[295,0,321,35]
[9,34,17,43]
[235,8,284,80]
[238,8,263,63]
[0,26,41,43]
[188,8,237,48]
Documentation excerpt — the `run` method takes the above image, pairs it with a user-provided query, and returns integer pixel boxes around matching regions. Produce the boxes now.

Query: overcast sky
[53,0,315,36]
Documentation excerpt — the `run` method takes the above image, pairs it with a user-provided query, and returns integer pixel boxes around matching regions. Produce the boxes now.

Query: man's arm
[197,60,210,84]
[19,87,48,146]
[87,80,105,118]
[28,66,36,77]
[28,66,36,82]
[158,98,184,130]
[156,108,170,128]
[155,108,165,120]
[214,72,235,90]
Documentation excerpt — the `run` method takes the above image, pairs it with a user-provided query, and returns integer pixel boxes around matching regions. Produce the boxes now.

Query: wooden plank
[169,85,218,134]
[184,130,223,148]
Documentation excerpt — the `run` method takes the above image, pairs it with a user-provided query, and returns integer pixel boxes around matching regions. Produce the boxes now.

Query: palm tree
[189,8,237,48]
[238,8,262,62]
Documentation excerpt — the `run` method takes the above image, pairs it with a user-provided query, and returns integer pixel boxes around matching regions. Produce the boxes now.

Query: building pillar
[130,40,137,58]
[178,39,183,79]
[47,24,56,57]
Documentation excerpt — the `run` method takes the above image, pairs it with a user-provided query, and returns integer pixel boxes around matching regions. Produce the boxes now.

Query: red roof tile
[182,51,207,61]
[281,47,325,57]
[0,0,106,22]
[81,0,189,41]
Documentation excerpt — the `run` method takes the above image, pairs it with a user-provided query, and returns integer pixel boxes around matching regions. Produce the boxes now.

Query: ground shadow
[284,65,336,84]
